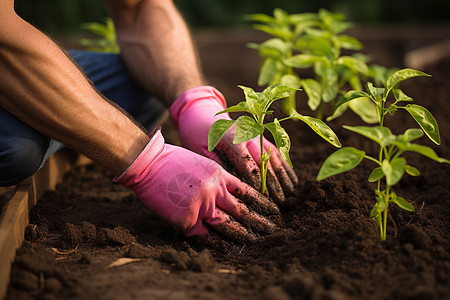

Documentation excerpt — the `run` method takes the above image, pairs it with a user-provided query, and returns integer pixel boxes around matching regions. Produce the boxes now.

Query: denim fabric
[0,50,166,186]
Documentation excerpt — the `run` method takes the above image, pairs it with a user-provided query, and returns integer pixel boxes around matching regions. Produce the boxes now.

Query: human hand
[170,86,298,204]
[113,129,280,243]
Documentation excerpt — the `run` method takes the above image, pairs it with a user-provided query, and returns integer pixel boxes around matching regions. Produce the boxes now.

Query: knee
[0,137,47,186]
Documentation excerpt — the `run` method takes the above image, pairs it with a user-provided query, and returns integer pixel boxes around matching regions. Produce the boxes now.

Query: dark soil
[6,28,450,300]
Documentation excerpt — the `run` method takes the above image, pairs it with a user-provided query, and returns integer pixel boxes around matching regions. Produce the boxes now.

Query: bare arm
[0,2,149,175]
[104,0,205,104]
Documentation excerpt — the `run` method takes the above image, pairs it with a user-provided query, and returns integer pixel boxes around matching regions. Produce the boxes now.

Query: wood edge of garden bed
[0,150,92,300]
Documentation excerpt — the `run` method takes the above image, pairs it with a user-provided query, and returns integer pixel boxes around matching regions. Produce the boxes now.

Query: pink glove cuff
[113,129,165,187]
[170,86,226,127]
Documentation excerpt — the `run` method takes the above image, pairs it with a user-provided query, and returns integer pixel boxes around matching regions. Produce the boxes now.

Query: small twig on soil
[238,244,246,255]
[388,213,398,238]
[51,245,78,255]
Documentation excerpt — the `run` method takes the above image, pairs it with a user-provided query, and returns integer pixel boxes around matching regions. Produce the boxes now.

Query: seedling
[317,68,449,240]
[208,84,341,194]
[79,18,120,53]
[247,8,378,122]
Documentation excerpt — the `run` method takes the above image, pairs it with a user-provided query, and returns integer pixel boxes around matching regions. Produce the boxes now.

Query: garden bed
[5,26,450,300]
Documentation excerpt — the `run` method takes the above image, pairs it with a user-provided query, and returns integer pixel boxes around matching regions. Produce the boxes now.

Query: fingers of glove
[217,140,261,191]
[206,208,258,244]
[262,139,298,194]
[224,174,281,217]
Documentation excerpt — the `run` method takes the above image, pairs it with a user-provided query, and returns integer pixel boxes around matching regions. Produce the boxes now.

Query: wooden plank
[0,150,89,299]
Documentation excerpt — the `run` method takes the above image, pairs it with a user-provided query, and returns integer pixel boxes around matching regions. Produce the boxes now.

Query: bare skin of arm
[0,1,149,175]
[104,0,205,104]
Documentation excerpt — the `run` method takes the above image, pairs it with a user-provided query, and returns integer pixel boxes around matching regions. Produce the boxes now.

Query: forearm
[0,11,149,175]
[105,0,204,104]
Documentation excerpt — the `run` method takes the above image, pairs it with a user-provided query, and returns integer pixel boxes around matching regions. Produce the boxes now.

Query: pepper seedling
[208,84,341,194]
[317,68,450,240]
[247,8,383,123]
[79,18,120,53]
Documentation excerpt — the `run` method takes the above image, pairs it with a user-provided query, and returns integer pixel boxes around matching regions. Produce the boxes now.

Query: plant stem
[382,185,390,241]
[260,134,267,194]
[316,101,324,120]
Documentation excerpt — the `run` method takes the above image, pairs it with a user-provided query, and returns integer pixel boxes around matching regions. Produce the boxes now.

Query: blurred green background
[14,0,450,34]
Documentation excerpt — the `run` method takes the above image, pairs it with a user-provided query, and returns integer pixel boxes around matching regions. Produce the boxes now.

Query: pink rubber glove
[170,86,298,204]
[113,129,279,243]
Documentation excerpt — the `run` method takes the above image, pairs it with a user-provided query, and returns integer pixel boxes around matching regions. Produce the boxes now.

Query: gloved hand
[170,86,298,204]
[113,129,280,243]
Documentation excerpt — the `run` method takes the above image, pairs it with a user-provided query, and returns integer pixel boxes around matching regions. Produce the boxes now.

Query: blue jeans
[0,50,167,186]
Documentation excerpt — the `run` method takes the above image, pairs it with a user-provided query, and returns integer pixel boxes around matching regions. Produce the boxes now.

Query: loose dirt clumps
[5,32,450,300]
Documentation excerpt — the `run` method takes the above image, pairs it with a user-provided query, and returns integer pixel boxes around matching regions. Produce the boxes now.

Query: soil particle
[160,248,216,272]
[188,249,216,272]
[44,278,63,293]
[398,224,432,249]
[125,243,155,258]
[160,248,191,270]
[96,226,136,246]
[9,268,40,291]
[262,285,291,300]
[61,223,83,248]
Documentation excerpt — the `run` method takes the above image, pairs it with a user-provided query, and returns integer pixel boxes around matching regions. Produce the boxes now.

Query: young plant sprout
[79,18,120,53]
[247,8,379,122]
[208,84,341,194]
[317,69,450,240]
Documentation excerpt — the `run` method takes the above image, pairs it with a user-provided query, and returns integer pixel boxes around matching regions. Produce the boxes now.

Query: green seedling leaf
[386,68,431,94]
[253,24,292,40]
[265,119,292,167]
[265,84,297,103]
[398,128,424,143]
[301,79,322,111]
[393,142,450,164]
[405,165,420,176]
[280,74,302,89]
[216,101,251,115]
[382,158,406,186]
[234,116,264,144]
[317,147,365,180]
[337,34,363,50]
[290,110,342,147]
[392,89,413,102]
[258,58,280,86]
[321,67,339,103]
[402,104,440,145]
[348,98,378,124]
[208,119,235,152]
[366,82,385,101]
[368,167,384,182]
[244,13,275,24]
[285,54,327,68]
[336,56,369,74]
[375,190,388,212]
[343,126,395,146]
[332,90,369,115]
[392,195,415,212]
[258,38,288,57]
